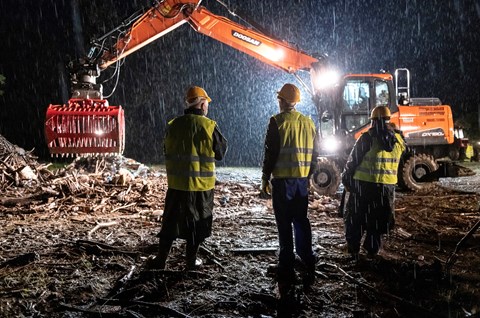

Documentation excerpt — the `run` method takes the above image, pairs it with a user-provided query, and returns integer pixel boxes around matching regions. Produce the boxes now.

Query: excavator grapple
[45,99,125,157]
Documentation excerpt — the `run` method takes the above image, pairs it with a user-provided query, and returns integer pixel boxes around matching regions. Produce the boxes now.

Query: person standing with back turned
[151,86,228,270]
[341,105,406,260]
[260,83,319,302]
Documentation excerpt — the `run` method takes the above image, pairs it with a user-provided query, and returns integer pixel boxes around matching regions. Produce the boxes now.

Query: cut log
[230,247,277,254]
[0,252,38,268]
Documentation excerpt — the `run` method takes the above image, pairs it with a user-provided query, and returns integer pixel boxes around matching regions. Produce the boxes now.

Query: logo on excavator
[422,131,445,137]
[232,31,261,46]
[406,128,445,139]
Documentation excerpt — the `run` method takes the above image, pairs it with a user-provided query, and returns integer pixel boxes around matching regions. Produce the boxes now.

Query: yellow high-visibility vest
[353,132,406,184]
[165,114,216,191]
[272,111,316,178]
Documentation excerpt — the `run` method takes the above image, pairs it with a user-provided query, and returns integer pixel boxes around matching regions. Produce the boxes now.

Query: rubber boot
[277,269,297,317]
[347,243,360,261]
[276,266,296,299]
[186,240,201,270]
[151,239,173,269]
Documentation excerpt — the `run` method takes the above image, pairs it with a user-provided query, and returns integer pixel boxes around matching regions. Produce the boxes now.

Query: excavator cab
[337,73,396,135]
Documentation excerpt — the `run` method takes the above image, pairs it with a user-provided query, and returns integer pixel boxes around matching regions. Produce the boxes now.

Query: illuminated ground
[0,162,479,317]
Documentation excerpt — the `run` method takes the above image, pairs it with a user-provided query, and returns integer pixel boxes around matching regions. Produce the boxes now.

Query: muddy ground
[0,161,479,318]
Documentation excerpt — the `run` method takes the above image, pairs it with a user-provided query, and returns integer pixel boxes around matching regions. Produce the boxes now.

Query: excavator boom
[188,7,319,74]
[98,1,197,69]
[99,1,319,74]
[45,0,323,157]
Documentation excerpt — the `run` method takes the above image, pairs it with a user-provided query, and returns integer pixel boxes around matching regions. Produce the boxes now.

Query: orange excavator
[44,0,327,157]
[45,0,473,193]
[312,68,473,195]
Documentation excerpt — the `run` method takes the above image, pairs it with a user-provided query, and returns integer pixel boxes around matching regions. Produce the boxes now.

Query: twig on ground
[75,239,138,256]
[111,202,137,213]
[230,247,277,254]
[130,300,191,317]
[88,221,119,238]
[444,217,480,277]
[200,245,225,270]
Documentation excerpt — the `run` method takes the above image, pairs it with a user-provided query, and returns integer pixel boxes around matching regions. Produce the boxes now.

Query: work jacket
[164,112,217,191]
[269,111,316,179]
[353,132,406,184]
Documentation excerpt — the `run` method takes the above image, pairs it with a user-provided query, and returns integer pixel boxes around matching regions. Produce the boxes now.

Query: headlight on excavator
[321,136,341,153]
[312,69,340,90]
[266,48,284,62]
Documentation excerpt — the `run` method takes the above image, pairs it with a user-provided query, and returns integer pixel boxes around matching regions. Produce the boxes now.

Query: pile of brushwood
[0,134,479,317]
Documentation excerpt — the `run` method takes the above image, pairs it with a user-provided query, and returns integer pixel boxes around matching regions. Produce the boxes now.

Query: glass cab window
[375,81,389,106]
[342,81,370,111]
[341,80,371,132]
[340,79,392,133]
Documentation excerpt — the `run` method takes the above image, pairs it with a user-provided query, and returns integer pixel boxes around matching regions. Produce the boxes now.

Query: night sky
[1,0,479,166]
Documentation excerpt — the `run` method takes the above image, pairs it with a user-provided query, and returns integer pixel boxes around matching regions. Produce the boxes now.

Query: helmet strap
[278,98,296,112]
[185,97,206,108]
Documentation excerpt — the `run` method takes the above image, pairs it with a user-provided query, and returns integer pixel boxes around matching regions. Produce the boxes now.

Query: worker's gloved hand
[260,179,271,199]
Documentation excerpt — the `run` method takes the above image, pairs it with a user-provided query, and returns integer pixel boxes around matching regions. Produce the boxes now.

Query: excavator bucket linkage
[45,99,125,157]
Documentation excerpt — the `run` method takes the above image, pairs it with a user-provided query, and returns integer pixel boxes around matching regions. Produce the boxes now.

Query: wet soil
[0,164,479,317]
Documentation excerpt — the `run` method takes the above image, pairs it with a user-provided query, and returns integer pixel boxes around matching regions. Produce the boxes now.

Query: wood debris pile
[0,134,163,213]
[0,134,51,188]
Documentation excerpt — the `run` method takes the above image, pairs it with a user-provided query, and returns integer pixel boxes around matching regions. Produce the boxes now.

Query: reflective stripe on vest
[353,132,406,184]
[164,114,216,191]
[272,111,316,178]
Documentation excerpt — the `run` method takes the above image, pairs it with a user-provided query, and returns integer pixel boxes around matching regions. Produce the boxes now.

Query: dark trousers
[271,178,315,275]
[345,215,382,254]
[156,237,201,269]
[344,181,395,255]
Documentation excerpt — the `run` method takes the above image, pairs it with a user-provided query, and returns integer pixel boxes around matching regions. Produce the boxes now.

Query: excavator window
[342,81,370,111]
[375,81,389,106]
[341,80,371,132]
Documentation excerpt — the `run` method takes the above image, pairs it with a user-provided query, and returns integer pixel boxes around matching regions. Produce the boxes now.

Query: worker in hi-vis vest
[341,105,406,260]
[150,86,227,270]
[261,83,319,302]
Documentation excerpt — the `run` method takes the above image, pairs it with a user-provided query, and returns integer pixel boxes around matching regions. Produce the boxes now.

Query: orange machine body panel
[354,104,454,146]
[392,105,454,145]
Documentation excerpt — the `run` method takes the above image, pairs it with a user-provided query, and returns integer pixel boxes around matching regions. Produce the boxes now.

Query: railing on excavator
[45,99,125,157]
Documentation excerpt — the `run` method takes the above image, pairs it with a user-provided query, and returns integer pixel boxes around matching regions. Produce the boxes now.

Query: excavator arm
[45,0,326,157]
[187,6,320,74]
[98,1,321,76]
[97,1,200,70]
